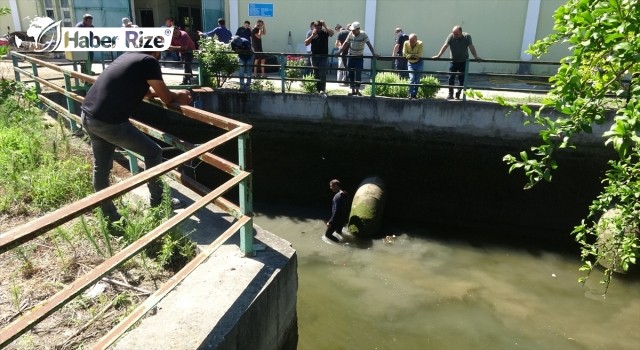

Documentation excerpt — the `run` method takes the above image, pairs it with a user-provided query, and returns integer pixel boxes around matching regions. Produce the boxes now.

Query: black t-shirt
[310,30,330,55]
[81,52,163,123]
[396,33,409,55]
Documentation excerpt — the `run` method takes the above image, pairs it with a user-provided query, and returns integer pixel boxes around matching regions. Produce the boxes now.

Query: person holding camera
[304,20,334,93]
[252,19,267,78]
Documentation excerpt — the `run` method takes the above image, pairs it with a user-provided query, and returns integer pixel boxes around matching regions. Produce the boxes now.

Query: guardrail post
[28,62,40,94]
[126,151,140,174]
[279,54,286,94]
[370,57,377,98]
[11,54,20,81]
[238,133,254,256]
[63,73,80,132]
[463,59,469,101]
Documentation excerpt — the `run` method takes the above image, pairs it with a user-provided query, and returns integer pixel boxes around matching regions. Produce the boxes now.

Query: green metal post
[63,73,80,132]
[11,54,20,81]
[370,57,377,98]
[126,151,140,174]
[31,63,40,94]
[463,59,469,101]
[280,54,286,94]
[238,133,254,256]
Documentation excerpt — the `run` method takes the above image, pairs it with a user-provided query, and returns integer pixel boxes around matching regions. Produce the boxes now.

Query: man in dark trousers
[81,51,193,222]
[325,179,349,242]
[432,25,481,99]
[304,20,334,93]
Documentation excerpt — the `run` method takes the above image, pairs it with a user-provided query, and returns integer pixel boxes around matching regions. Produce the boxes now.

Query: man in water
[325,179,350,242]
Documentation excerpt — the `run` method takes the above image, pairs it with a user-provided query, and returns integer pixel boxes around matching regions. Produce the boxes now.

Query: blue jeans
[238,54,253,90]
[310,55,328,91]
[82,113,163,218]
[347,56,364,89]
[408,60,423,97]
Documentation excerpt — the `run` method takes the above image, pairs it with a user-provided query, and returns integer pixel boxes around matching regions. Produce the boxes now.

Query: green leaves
[508,0,640,292]
[195,37,239,88]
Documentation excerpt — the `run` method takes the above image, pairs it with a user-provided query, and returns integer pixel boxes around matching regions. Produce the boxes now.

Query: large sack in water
[348,177,385,237]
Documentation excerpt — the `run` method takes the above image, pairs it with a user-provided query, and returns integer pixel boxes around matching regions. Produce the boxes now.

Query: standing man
[230,35,254,92]
[304,20,334,93]
[337,21,379,96]
[404,33,423,99]
[81,51,192,222]
[162,17,179,66]
[76,13,94,74]
[325,179,350,243]
[334,23,350,85]
[432,25,481,99]
[236,20,252,40]
[392,28,409,78]
[169,27,196,85]
[198,18,232,43]
[251,19,267,78]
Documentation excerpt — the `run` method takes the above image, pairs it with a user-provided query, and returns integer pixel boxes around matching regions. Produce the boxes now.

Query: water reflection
[254,205,640,350]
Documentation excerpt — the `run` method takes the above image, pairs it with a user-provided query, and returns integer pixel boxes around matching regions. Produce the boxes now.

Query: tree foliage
[506,0,639,291]
[195,37,238,88]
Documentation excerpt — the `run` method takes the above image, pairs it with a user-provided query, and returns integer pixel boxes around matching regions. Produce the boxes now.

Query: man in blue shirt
[198,18,232,43]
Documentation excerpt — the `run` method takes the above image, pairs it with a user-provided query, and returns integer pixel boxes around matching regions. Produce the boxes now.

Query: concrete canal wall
[200,90,612,144]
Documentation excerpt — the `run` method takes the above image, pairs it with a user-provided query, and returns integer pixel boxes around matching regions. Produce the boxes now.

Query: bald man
[433,26,481,99]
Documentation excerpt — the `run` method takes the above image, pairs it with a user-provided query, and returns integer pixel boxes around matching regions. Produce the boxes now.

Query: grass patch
[0,84,197,348]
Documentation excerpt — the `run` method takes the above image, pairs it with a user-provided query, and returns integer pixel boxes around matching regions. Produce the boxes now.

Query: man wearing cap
[337,21,379,96]
[122,17,138,28]
[198,18,232,44]
[76,14,94,74]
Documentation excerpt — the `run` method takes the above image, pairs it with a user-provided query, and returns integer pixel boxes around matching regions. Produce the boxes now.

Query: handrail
[1,51,255,348]
[206,51,561,97]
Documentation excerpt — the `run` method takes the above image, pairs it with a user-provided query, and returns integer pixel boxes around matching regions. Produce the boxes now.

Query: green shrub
[285,55,306,91]
[364,71,441,99]
[418,75,441,99]
[195,37,238,88]
[364,72,408,98]
[300,73,317,93]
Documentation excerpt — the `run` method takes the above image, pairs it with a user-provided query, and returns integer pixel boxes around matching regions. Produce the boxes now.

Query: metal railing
[0,51,254,348]
[205,51,561,98]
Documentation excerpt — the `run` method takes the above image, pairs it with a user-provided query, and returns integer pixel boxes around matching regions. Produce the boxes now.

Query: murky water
[254,204,640,350]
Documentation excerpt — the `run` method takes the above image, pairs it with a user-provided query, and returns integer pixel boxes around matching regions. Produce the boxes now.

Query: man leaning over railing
[432,25,481,100]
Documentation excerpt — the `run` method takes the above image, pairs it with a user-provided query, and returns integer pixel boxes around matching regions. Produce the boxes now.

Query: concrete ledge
[201,90,612,144]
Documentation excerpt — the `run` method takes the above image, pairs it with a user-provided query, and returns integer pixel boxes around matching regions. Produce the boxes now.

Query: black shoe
[455,91,462,99]
[447,94,454,99]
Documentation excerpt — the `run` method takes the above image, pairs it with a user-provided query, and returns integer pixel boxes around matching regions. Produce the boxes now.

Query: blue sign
[248,3,274,17]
